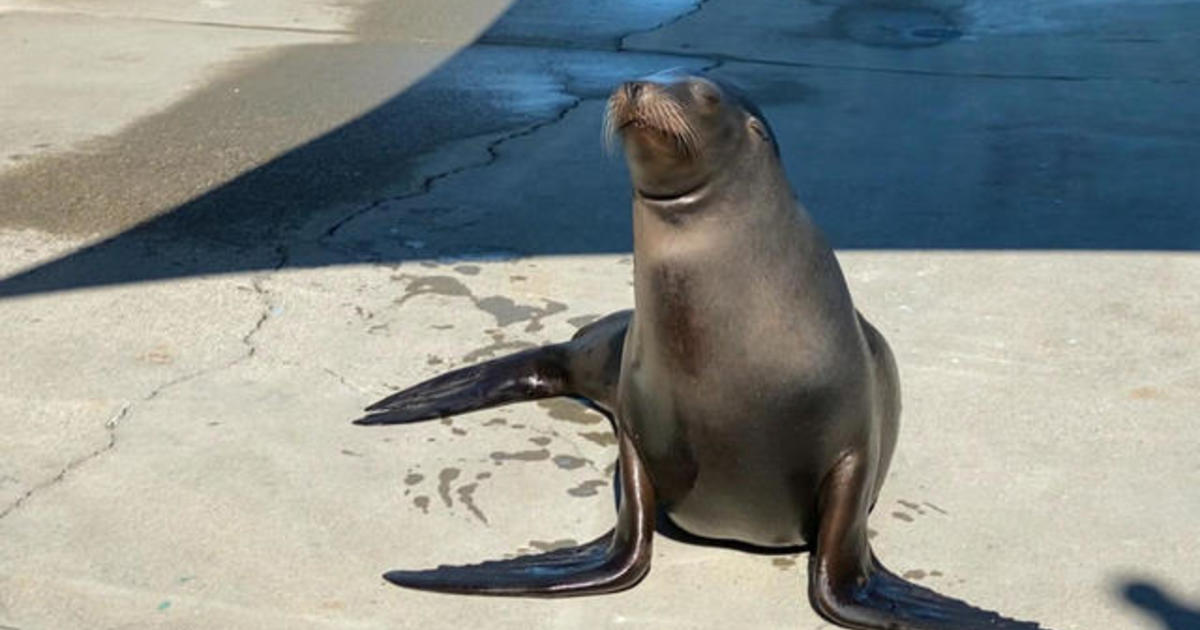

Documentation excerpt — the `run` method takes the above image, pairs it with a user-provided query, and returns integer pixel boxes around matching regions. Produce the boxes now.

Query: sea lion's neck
[631,160,846,313]
[628,162,858,383]
[632,162,813,250]
[632,184,711,226]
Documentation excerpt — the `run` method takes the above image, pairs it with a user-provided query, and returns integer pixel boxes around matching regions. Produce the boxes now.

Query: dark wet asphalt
[1,0,1198,298]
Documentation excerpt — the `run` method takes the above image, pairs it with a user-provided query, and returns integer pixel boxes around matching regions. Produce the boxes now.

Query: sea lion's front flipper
[355,310,632,426]
[382,430,655,596]
[808,452,1045,629]
[353,344,570,425]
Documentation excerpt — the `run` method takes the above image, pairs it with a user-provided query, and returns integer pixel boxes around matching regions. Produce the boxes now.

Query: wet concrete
[4,0,1198,299]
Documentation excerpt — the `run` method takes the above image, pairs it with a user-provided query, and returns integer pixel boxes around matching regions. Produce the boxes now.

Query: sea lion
[355,71,1043,629]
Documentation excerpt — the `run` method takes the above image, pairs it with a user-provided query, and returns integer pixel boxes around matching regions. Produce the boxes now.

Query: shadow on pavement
[2,0,1198,299]
[610,463,808,556]
[1120,580,1200,630]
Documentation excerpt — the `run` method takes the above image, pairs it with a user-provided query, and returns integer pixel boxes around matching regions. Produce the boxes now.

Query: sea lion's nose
[624,81,645,102]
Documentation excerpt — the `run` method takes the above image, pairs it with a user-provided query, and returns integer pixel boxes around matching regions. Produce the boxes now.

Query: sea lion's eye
[692,82,721,106]
[748,117,770,141]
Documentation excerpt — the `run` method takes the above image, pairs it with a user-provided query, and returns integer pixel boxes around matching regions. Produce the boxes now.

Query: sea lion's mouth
[618,117,675,141]
[604,89,701,158]
[611,114,699,160]
[618,118,655,131]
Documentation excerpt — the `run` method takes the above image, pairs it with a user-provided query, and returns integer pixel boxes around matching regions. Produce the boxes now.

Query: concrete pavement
[0,0,512,233]
[1,1,1198,629]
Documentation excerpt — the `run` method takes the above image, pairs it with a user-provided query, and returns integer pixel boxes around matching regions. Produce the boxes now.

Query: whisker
[663,99,699,158]
[602,94,624,155]
[602,88,701,159]
[603,101,616,155]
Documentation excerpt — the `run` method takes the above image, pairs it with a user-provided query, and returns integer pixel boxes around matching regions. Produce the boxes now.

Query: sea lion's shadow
[585,400,808,557]
[608,467,807,557]
[655,507,808,556]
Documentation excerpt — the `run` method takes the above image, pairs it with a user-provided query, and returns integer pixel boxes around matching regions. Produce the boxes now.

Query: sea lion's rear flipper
[382,431,655,596]
[354,310,631,426]
[808,452,1045,629]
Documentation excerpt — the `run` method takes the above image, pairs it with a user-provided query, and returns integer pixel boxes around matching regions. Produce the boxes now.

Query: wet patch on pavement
[490,448,552,463]
[812,0,966,48]
[577,431,617,447]
[536,398,605,425]
[567,480,609,497]
[392,272,571,333]
[901,568,945,581]
[462,331,537,364]
[832,5,963,48]
[437,468,461,507]
[456,482,488,524]
[771,556,797,570]
[552,454,590,470]
[567,313,602,329]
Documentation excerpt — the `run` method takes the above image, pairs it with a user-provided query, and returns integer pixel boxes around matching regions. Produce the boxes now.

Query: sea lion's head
[605,70,776,201]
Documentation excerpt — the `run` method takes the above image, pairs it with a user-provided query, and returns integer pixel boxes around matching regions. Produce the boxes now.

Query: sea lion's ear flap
[748,117,770,143]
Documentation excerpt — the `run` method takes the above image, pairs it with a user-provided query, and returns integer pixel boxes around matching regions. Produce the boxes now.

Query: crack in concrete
[653,49,1117,83]
[481,37,1173,85]
[319,91,586,252]
[241,283,272,359]
[0,350,252,522]
[499,0,1180,85]
[321,366,370,394]
[616,0,712,52]
[261,356,373,396]
[316,1,723,252]
[0,403,127,521]
[236,245,289,362]
[0,347,254,521]
[0,246,290,523]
